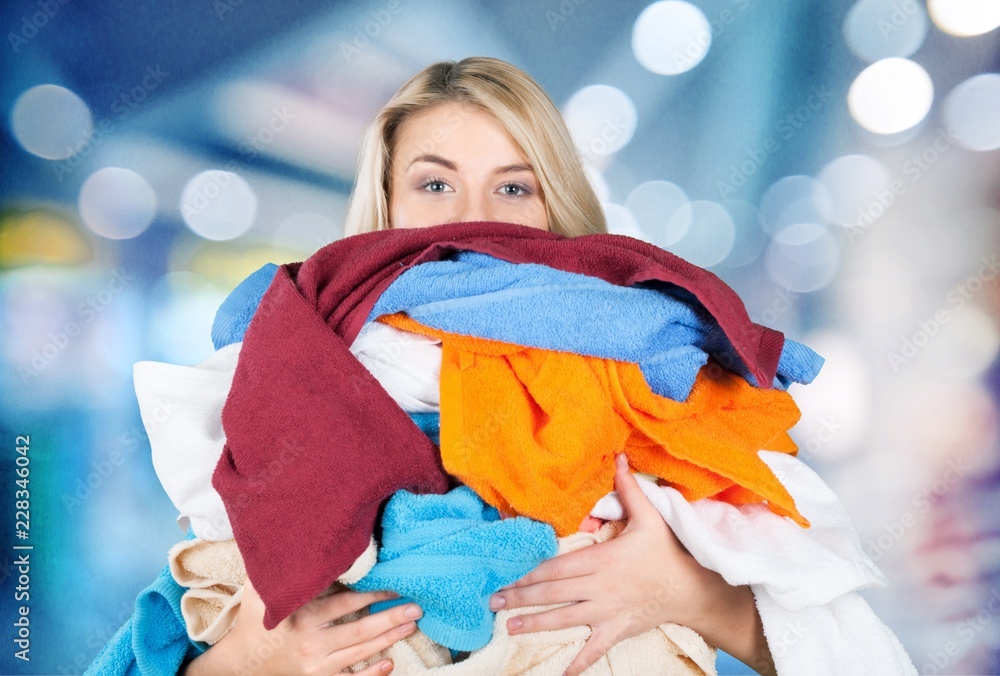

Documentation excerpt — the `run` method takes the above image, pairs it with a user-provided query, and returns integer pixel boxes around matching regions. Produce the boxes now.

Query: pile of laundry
[87,221,916,676]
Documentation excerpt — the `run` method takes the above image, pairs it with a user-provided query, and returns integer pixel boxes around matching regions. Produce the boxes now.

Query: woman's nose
[453,191,495,224]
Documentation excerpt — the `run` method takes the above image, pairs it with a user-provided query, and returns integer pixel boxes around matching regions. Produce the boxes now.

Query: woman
[183,56,774,676]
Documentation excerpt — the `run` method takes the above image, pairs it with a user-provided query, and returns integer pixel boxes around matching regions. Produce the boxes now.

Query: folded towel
[590,453,917,675]
[215,220,795,628]
[378,312,806,536]
[166,535,378,645]
[84,531,206,676]
[134,343,242,541]
[169,538,244,645]
[367,250,823,401]
[348,486,558,651]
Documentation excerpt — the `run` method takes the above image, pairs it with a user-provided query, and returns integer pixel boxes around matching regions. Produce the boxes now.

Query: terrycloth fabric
[377,312,806,536]
[212,263,278,350]
[590,452,917,675]
[348,486,558,651]
[410,411,442,446]
[351,319,442,412]
[346,520,715,675]
[167,536,378,645]
[169,538,244,645]
[134,343,242,541]
[136,322,444,544]
[212,223,787,384]
[210,254,821,403]
[367,251,823,401]
[85,532,206,676]
[215,220,795,629]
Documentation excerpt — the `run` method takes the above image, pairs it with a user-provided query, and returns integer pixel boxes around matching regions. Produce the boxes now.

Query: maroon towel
[215,220,786,629]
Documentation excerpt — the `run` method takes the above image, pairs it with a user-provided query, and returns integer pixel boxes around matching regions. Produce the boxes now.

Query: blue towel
[365,251,823,401]
[85,531,207,676]
[348,486,558,651]
[212,255,824,401]
[212,263,279,349]
[408,411,441,446]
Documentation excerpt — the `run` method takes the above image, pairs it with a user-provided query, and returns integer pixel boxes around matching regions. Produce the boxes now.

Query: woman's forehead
[393,104,532,173]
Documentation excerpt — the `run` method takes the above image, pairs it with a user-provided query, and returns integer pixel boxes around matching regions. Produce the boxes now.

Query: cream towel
[168,535,378,644]
[170,524,713,673]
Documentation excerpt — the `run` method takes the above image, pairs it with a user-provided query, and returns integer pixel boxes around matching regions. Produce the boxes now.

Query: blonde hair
[343,57,607,238]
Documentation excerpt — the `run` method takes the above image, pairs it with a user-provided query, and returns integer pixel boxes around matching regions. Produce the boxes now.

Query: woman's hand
[182,576,422,675]
[488,453,776,676]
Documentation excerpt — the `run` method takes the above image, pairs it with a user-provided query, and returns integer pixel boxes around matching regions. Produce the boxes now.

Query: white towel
[134,343,241,541]
[351,319,442,412]
[590,451,917,675]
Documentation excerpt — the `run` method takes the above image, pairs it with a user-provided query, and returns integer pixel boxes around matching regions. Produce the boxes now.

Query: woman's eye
[423,180,448,193]
[501,183,530,196]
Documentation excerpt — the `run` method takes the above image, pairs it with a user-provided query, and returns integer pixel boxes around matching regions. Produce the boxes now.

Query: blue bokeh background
[1,1,998,674]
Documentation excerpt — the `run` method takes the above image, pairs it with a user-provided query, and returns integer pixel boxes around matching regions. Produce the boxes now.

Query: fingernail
[385,590,400,598]
[405,605,423,619]
[380,659,394,673]
[489,594,506,610]
[399,621,417,635]
[508,617,523,632]
[616,453,627,470]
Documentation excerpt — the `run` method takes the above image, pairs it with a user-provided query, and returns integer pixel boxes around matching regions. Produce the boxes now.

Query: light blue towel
[365,250,823,401]
[348,486,558,651]
[212,262,278,349]
[409,411,441,446]
[85,530,206,675]
[212,255,824,401]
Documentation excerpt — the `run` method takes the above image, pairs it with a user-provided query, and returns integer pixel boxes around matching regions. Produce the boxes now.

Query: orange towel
[377,312,808,536]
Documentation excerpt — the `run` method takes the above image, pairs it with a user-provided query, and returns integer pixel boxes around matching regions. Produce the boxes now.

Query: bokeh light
[10,84,94,160]
[792,331,873,462]
[759,175,833,236]
[844,0,929,62]
[78,167,158,240]
[563,84,637,157]
[848,58,934,134]
[924,307,1000,379]
[718,199,767,268]
[0,211,91,267]
[927,0,1000,36]
[602,202,648,242]
[943,73,1000,151]
[817,154,893,228]
[665,200,735,267]
[625,180,690,247]
[180,170,257,241]
[765,222,841,292]
[632,0,712,75]
[148,271,229,365]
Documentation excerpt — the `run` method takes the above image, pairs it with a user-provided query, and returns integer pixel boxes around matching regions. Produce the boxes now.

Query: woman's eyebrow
[494,163,534,175]
[407,154,456,171]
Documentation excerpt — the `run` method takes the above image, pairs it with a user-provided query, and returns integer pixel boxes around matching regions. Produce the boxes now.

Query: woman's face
[388,102,549,231]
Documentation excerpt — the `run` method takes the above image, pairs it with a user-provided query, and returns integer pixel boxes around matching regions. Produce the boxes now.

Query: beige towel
[169,524,715,674]
[167,535,378,644]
